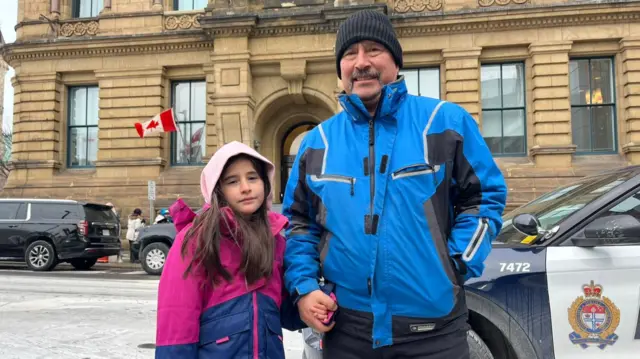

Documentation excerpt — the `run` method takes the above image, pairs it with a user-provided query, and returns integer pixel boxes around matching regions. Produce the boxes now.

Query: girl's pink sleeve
[169,198,197,233]
[155,226,202,358]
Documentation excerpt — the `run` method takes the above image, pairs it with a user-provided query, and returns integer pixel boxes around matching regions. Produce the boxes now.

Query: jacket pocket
[462,218,489,262]
[310,174,356,196]
[199,311,252,357]
[264,311,285,359]
[391,163,437,180]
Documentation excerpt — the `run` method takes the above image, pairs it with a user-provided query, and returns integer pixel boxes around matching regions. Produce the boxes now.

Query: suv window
[83,204,118,223]
[31,203,82,220]
[0,203,21,220]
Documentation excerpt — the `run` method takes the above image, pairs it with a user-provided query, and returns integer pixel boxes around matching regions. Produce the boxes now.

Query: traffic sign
[148,180,156,201]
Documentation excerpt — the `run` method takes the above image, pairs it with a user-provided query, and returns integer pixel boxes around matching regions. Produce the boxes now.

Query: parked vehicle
[130,222,175,275]
[461,165,640,358]
[0,199,121,271]
[301,166,640,358]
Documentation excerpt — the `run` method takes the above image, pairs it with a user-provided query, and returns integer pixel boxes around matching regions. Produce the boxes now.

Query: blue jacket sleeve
[282,136,323,300]
[280,286,308,331]
[448,108,508,281]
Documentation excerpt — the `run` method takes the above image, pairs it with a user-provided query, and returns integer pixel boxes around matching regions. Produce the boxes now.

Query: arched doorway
[280,122,317,201]
[252,88,337,203]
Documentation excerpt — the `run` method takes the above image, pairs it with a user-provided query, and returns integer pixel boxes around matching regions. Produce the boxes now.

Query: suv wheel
[141,242,169,275]
[25,240,58,272]
[70,258,98,270]
[468,329,494,359]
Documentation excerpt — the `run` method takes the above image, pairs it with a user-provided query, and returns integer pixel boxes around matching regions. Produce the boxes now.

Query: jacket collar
[338,76,408,123]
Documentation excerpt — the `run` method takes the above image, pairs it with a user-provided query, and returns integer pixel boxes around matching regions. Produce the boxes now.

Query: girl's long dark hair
[181,154,274,286]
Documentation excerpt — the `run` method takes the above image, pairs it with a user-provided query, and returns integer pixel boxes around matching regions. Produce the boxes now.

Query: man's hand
[297,289,338,332]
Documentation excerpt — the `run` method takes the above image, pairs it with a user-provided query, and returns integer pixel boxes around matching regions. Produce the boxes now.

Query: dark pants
[323,308,470,359]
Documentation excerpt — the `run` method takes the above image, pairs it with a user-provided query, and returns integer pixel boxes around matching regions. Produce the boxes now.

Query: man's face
[340,40,399,105]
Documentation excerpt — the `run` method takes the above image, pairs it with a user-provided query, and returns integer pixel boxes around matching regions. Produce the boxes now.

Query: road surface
[0,264,304,359]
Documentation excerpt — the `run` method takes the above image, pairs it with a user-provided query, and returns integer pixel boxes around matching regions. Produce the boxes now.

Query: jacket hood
[201,141,275,209]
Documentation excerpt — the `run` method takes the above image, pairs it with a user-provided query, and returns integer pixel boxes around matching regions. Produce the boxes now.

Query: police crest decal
[567,280,620,349]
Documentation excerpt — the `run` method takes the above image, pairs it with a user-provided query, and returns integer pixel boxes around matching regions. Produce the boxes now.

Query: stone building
[1,0,640,215]
[1,30,8,186]
[0,31,6,128]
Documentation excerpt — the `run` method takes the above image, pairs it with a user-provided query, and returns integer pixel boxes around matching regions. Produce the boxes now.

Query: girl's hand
[310,303,329,321]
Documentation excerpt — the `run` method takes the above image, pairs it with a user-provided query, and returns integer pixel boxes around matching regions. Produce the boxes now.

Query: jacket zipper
[462,218,489,262]
[310,174,355,196]
[252,291,258,359]
[345,96,379,234]
[368,118,375,220]
[391,163,437,181]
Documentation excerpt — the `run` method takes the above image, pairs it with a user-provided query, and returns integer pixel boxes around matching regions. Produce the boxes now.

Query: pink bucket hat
[200,141,275,209]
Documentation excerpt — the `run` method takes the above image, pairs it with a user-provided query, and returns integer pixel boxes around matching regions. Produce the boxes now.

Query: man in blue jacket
[283,9,508,358]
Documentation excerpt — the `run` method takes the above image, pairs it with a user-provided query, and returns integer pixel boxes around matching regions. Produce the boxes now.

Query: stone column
[620,37,640,164]
[203,62,219,160]
[210,36,255,149]
[152,0,163,11]
[94,68,166,178]
[442,48,482,121]
[103,0,112,11]
[528,41,575,168]
[50,0,60,18]
[7,73,63,184]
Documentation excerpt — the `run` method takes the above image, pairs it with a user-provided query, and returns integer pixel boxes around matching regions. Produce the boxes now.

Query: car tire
[141,242,169,275]
[468,329,494,359]
[25,240,58,272]
[69,258,98,270]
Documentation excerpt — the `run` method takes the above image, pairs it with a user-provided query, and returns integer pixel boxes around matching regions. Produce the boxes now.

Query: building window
[174,0,208,11]
[68,86,99,168]
[481,63,526,155]
[172,81,206,165]
[400,68,440,99]
[72,0,103,18]
[569,58,616,153]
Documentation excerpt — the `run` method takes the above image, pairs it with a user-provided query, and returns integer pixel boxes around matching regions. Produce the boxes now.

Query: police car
[466,165,640,359]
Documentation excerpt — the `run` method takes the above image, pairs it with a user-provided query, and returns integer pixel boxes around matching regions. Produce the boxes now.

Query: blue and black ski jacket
[282,77,508,348]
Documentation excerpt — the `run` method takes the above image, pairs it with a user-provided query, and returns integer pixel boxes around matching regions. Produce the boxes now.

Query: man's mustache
[350,69,381,82]
[348,69,381,91]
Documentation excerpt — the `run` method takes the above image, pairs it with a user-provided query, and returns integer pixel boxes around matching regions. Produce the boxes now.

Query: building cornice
[3,2,640,66]
[199,2,640,38]
[1,33,212,66]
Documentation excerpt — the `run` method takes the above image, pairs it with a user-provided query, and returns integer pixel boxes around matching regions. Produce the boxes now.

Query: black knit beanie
[335,10,403,79]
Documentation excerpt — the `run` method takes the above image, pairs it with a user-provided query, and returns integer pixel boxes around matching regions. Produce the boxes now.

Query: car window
[495,171,636,245]
[31,203,81,220]
[83,204,118,223]
[0,203,21,220]
[564,189,640,245]
[592,191,640,221]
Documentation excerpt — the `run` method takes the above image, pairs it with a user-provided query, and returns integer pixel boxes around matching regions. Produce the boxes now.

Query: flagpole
[175,109,191,164]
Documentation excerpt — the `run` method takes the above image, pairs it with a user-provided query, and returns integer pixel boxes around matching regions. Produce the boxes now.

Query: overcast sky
[2,0,17,132]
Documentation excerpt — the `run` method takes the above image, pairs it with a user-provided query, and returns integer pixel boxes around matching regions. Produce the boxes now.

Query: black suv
[0,199,121,271]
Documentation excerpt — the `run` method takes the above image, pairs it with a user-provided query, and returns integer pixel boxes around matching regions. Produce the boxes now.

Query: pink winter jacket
[156,141,304,359]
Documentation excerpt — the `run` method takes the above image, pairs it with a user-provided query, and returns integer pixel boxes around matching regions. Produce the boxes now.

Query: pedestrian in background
[126,208,144,263]
[155,141,306,358]
[283,9,507,359]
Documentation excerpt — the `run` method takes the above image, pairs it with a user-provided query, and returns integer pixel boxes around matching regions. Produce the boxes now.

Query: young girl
[155,141,310,358]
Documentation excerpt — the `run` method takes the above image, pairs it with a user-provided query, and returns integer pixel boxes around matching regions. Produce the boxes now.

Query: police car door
[546,189,640,359]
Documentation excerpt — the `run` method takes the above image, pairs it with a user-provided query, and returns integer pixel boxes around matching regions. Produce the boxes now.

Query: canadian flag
[135,109,177,138]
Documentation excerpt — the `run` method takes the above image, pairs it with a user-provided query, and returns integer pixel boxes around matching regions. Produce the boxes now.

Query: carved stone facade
[2,0,640,215]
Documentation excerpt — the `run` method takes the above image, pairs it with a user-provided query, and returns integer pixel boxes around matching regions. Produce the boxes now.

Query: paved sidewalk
[94,251,144,271]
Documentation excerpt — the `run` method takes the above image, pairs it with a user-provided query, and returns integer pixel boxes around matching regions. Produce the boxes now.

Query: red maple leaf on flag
[146,120,159,130]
